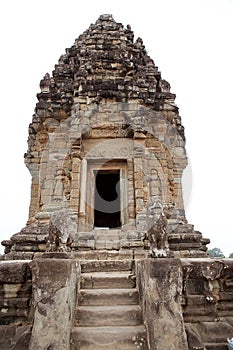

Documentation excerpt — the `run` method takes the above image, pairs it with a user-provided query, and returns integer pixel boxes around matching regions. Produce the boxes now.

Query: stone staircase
[71,229,146,251]
[71,260,148,350]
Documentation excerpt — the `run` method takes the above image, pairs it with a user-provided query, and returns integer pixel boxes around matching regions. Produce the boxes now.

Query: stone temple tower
[3,14,208,259]
[1,15,233,350]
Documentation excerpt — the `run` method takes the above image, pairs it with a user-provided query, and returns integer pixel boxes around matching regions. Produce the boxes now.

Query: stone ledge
[0,261,31,283]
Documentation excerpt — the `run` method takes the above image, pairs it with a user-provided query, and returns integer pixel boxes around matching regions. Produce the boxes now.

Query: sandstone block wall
[136,258,233,350]
[182,258,233,349]
[0,261,32,349]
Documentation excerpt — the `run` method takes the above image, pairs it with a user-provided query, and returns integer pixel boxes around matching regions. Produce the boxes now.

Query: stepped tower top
[35,14,184,140]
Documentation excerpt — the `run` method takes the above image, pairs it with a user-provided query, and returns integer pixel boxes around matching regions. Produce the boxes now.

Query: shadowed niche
[94,170,121,228]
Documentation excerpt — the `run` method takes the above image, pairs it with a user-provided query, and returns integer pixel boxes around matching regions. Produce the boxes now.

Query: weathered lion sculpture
[46,208,77,252]
[146,197,172,257]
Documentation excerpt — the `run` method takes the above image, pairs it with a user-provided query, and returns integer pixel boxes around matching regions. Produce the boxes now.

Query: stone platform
[1,257,233,349]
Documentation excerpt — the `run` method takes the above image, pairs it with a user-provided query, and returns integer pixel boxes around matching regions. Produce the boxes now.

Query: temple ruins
[0,14,233,350]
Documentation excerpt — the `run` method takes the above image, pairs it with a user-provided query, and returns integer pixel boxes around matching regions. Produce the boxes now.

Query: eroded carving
[201,261,224,303]
[46,209,77,252]
[53,169,71,202]
[149,168,162,197]
[146,197,172,257]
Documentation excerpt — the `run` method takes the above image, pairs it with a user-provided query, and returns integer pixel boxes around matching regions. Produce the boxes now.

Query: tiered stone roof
[35,14,184,138]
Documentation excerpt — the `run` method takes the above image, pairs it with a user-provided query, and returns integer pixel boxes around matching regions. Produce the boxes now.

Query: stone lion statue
[46,209,77,252]
[146,197,172,258]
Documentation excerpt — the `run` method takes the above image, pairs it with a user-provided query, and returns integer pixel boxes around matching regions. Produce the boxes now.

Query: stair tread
[79,288,138,293]
[71,325,148,349]
[79,288,139,306]
[82,271,133,277]
[80,260,133,273]
[80,258,136,291]
[76,304,143,326]
[73,325,146,333]
[77,305,141,311]
[80,271,136,289]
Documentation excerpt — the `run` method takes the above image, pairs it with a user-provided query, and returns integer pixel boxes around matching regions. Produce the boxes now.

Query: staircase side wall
[29,257,80,350]
[136,258,189,350]
[137,258,233,350]
[181,258,233,349]
[0,261,33,350]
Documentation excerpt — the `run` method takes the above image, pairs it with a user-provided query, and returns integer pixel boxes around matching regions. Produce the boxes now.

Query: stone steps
[73,249,148,261]
[205,343,229,350]
[80,271,136,289]
[71,325,148,350]
[75,230,145,241]
[79,288,139,306]
[80,259,133,272]
[72,240,144,250]
[75,305,143,327]
[71,230,145,251]
[195,321,233,350]
[72,260,148,350]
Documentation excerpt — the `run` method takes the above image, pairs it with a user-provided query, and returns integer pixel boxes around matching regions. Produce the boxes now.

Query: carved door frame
[80,159,129,230]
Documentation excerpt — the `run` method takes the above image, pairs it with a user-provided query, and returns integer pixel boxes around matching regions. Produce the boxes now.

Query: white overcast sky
[0,0,232,256]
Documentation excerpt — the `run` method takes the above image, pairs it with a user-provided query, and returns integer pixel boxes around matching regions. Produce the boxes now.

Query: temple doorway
[94,170,121,228]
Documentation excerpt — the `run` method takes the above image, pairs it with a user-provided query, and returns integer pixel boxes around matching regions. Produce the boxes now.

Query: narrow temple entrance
[94,170,121,228]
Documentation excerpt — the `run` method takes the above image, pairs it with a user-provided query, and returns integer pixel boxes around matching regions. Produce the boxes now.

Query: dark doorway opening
[94,170,121,228]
